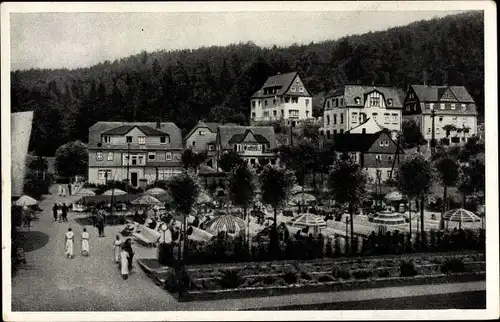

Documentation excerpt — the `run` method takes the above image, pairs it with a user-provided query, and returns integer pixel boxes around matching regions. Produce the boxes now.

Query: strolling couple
[114,235,134,280]
[64,227,90,259]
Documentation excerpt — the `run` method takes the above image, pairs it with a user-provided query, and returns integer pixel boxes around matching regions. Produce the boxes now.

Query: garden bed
[139,253,485,302]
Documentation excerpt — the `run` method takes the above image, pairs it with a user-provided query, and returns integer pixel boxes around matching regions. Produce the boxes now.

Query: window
[370,96,380,107]
[306,110,309,117]
[138,155,145,165]
[384,113,390,123]
[192,141,196,146]
[285,96,290,103]
[252,101,256,108]
[102,136,111,143]
[340,114,344,124]
[305,99,310,106]
[273,99,277,105]
[291,97,298,103]
[355,97,361,104]
[429,103,434,110]
[289,110,299,117]
[439,117,443,122]
[436,128,441,134]
[372,113,378,121]
[160,136,167,144]
[263,111,269,117]
[299,87,304,93]
[326,115,330,125]
[273,110,277,117]
[166,152,173,160]
[126,136,132,143]
[452,117,457,123]
[208,145,215,151]
[107,152,113,161]
[333,114,337,124]
[199,130,206,136]
[335,98,339,107]
[427,128,431,134]
[252,112,256,119]
[138,136,146,145]
[96,152,103,161]
[387,99,393,106]
[440,103,445,110]
[388,156,393,161]
[340,129,344,134]
[264,100,268,106]
[352,113,358,123]
[148,152,156,160]
[98,170,111,180]
[387,170,392,178]
[281,110,284,116]
[327,101,330,109]
[461,104,466,110]
[258,100,261,106]
[391,113,398,123]
[451,103,456,110]
[375,155,382,160]
[340,98,344,106]
[291,87,296,92]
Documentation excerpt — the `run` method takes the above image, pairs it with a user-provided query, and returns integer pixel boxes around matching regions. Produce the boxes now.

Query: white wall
[252,96,312,121]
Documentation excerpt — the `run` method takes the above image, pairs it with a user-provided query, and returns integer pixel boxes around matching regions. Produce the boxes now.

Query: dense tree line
[11,11,484,156]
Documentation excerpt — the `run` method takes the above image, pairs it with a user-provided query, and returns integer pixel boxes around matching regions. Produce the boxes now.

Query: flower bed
[151,253,485,301]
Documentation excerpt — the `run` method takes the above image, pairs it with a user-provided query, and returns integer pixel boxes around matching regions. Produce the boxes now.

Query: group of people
[113,235,135,280]
[53,203,69,222]
[64,227,90,259]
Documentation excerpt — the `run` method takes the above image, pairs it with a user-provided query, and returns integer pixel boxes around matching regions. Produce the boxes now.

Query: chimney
[423,70,428,86]
[156,121,161,129]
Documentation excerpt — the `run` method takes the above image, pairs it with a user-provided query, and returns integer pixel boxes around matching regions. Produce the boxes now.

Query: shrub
[332,267,351,280]
[164,267,191,294]
[400,261,418,277]
[300,271,312,280]
[352,270,372,279]
[377,269,390,278]
[317,275,334,283]
[219,270,243,289]
[263,275,276,285]
[441,258,467,274]
[283,271,298,284]
[158,243,173,266]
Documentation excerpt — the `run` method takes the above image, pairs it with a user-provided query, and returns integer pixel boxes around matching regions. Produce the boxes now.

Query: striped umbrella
[290,213,327,228]
[204,214,246,235]
[102,189,127,196]
[444,208,481,229]
[131,194,161,205]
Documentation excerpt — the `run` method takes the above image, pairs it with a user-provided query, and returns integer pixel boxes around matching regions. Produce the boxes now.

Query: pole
[290,121,293,146]
[127,143,131,194]
[345,216,349,255]
[431,109,436,156]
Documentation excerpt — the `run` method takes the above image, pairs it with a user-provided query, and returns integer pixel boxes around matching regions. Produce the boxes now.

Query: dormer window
[461,104,466,110]
[102,136,111,143]
[199,130,206,136]
[299,87,304,93]
[291,87,296,92]
[160,136,168,144]
[355,97,361,104]
[387,99,393,106]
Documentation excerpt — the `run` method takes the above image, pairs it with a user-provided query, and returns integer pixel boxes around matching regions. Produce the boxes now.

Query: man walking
[52,203,58,222]
[61,203,68,222]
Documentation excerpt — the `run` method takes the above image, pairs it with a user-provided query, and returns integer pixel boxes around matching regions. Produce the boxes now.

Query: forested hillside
[11,11,484,156]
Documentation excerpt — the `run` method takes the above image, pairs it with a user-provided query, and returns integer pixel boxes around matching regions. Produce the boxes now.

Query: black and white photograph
[2,1,498,321]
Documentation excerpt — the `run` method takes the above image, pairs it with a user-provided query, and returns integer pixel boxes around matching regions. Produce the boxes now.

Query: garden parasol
[443,208,481,229]
[289,213,327,236]
[14,195,38,207]
[384,191,404,202]
[291,184,304,194]
[102,188,126,196]
[131,194,161,206]
[290,193,316,205]
[145,187,167,196]
[204,214,246,235]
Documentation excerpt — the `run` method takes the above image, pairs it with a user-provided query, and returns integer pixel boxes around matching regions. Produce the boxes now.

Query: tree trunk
[420,193,425,249]
[440,185,447,230]
[244,206,250,254]
[462,192,466,209]
[349,203,354,255]
[182,212,187,264]
[273,206,278,256]
[408,197,412,246]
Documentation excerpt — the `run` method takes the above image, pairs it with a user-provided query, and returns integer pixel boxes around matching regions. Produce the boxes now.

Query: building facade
[215,125,278,169]
[403,85,478,145]
[183,120,220,168]
[250,72,313,124]
[88,122,183,186]
[332,131,404,183]
[321,85,404,139]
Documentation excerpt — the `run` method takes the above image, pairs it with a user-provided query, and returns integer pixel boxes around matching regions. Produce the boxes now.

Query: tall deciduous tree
[401,120,426,148]
[167,172,200,263]
[228,164,256,248]
[435,157,460,230]
[54,141,88,178]
[327,153,368,253]
[259,165,295,255]
[396,153,433,243]
[218,151,244,173]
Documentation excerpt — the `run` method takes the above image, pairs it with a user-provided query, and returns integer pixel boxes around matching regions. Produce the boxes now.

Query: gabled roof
[410,85,475,103]
[102,125,168,136]
[89,122,182,149]
[325,85,404,108]
[346,118,384,134]
[252,72,310,98]
[218,125,277,150]
[183,120,220,140]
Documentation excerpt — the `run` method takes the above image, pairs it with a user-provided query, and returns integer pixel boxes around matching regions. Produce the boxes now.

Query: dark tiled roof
[325,85,404,108]
[102,125,167,136]
[89,122,182,149]
[252,72,310,98]
[218,125,277,150]
[183,121,220,140]
[228,129,270,144]
[411,85,475,103]
[333,132,381,152]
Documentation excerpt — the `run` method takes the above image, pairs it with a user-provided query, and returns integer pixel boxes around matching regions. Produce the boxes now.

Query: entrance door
[131,172,138,187]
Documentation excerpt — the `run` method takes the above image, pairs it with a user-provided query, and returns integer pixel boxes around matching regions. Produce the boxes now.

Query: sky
[10,10,465,71]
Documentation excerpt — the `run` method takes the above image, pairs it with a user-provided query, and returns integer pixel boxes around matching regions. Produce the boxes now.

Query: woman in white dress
[113,235,122,263]
[65,228,74,259]
[120,246,129,280]
[81,228,90,256]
